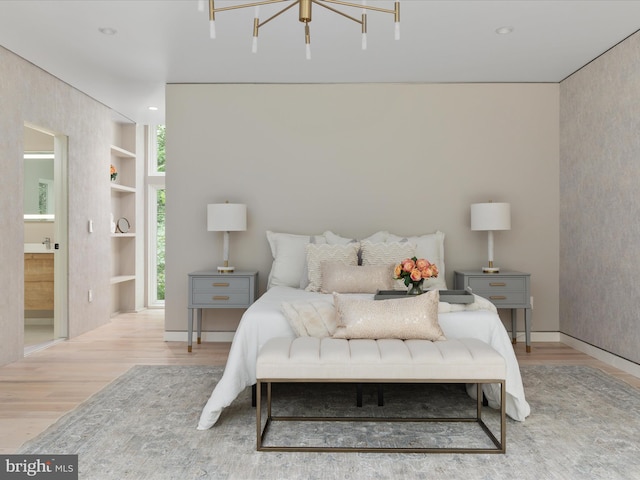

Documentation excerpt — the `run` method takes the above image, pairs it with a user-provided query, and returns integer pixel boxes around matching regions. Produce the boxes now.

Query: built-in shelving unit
[110,122,142,316]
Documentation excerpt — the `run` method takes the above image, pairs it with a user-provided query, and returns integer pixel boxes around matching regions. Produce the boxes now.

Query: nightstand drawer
[192,277,250,293]
[481,292,527,306]
[468,276,526,293]
[192,292,250,306]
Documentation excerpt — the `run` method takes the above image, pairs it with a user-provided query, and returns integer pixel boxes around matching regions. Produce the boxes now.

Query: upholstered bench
[256,336,506,453]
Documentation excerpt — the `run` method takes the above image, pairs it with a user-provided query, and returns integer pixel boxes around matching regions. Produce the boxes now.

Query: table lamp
[471,202,511,273]
[207,202,247,273]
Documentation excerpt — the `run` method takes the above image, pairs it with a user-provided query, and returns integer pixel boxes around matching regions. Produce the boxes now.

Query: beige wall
[0,46,114,366]
[560,31,640,364]
[166,83,560,336]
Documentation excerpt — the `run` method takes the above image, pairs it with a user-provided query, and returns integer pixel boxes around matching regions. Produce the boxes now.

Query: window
[149,185,165,303]
[154,124,166,173]
[148,125,166,306]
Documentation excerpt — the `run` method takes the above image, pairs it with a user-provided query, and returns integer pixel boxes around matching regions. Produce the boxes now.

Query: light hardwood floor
[1,309,638,454]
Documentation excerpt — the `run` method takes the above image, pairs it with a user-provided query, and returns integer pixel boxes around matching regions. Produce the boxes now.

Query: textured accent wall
[560,32,640,364]
[0,46,114,366]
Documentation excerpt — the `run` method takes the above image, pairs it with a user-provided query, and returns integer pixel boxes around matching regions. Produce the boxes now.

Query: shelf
[110,123,141,316]
[110,145,136,159]
[111,183,136,193]
[110,275,135,285]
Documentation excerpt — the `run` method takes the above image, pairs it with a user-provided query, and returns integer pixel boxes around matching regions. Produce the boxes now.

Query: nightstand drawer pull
[490,282,506,287]
[212,295,230,301]
[212,282,230,287]
[490,295,507,300]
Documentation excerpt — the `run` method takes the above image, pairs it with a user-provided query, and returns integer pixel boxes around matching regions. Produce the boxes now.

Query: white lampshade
[470,202,511,273]
[471,203,511,231]
[207,203,247,232]
[207,202,247,273]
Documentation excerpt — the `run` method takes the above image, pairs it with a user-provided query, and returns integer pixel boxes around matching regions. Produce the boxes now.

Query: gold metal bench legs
[256,380,506,454]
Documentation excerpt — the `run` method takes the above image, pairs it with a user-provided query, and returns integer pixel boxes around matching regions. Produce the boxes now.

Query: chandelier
[198,0,400,59]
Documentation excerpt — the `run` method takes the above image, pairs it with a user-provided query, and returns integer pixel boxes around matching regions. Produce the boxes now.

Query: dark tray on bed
[374,289,474,304]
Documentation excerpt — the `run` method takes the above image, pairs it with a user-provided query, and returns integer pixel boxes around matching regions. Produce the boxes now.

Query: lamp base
[482,266,500,273]
[217,266,235,273]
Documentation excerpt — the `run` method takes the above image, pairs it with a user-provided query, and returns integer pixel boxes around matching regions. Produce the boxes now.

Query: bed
[197,230,531,430]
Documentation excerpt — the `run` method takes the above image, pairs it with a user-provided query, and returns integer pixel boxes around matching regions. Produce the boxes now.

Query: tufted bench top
[257,336,506,382]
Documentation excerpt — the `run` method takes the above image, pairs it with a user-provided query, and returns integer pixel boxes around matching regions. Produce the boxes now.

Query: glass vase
[407,281,424,295]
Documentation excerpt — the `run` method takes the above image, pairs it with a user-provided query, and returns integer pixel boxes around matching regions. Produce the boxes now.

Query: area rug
[18,364,640,480]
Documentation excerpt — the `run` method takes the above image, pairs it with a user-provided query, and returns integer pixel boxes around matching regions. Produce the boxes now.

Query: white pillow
[323,230,356,245]
[304,243,360,292]
[387,231,447,290]
[360,231,390,243]
[266,231,326,289]
[332,290,446,341]
[360,240,416,290]
[320,264,395,294]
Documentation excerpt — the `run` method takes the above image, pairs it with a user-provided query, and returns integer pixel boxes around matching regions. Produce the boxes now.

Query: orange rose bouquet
[393,256,439,294]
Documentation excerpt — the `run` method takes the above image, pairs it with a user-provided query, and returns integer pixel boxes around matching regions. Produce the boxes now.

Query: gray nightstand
[187,270,258,352]
[453,270,532,352]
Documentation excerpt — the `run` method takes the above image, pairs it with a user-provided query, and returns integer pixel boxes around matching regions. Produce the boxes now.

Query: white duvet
[197,286,531,429]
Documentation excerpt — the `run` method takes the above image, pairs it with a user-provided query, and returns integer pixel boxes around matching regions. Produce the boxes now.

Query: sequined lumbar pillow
[332,290,446,341]
[304,243,360,292]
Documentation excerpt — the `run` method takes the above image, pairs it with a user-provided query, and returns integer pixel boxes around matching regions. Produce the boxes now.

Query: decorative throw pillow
[266,231,326,289]
[304,243,360,292]
[299,235,326,289]
[320,264,395,294]
[387,231,447,290]
[360,240,416,290]
[281,299,338,337]
[332,290,446,341]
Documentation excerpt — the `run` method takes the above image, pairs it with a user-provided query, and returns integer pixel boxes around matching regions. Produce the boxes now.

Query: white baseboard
[164,331,235,343]
[560,334,640,379]
[518,331,561,342]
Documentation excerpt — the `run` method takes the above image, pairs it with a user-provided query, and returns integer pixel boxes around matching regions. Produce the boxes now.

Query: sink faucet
[43,237,51,249]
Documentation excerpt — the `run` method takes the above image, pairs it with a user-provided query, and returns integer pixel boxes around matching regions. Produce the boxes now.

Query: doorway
[23,124,68,354]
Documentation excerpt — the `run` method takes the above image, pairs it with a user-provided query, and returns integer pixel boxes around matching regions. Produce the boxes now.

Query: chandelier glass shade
[199,0,400,59]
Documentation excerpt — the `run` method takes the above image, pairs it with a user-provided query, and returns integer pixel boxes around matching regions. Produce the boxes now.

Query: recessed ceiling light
[148,106,159,111]
[99,27,117,36]
[495,26,514,35]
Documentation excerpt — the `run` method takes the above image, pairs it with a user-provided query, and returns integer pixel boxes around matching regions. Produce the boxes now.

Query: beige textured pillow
[332,290,446,341]
[360,240,416,290]
[281,300,338,337]
[320,264,395,294]
[304,243,359,292]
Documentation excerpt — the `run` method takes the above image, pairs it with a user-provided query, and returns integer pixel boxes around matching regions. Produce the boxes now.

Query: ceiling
[1,1,639,124]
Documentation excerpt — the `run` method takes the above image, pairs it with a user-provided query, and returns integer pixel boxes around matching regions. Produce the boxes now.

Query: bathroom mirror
[24,128,55,221]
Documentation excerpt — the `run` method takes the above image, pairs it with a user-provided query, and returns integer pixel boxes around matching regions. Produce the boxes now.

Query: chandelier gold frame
[204,0,400,59]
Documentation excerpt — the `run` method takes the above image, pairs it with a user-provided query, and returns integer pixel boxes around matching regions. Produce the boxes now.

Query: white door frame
[53,133,69,339]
